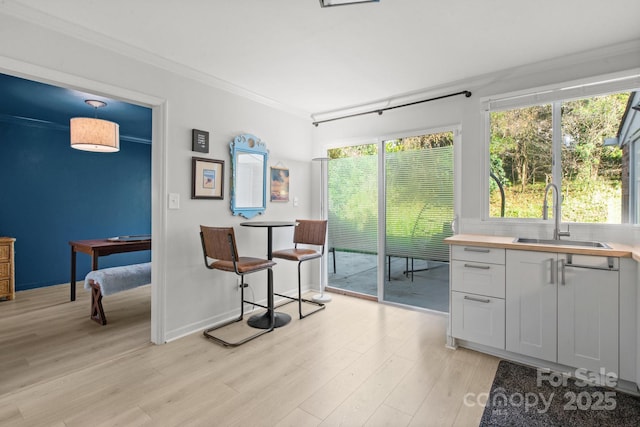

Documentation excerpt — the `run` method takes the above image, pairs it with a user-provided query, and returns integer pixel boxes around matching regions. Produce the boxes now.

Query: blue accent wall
[0,121,151,291]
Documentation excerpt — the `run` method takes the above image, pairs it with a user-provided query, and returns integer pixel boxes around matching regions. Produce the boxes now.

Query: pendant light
[70,100,120,152]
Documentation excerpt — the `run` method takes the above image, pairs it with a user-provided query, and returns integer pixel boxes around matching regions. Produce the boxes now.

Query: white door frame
[0,55,168,344]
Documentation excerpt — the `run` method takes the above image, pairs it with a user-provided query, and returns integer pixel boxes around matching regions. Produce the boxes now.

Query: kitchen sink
[513,237,611,249]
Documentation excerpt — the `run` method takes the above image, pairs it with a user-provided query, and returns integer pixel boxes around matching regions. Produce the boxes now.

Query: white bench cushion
[83,262,151,296]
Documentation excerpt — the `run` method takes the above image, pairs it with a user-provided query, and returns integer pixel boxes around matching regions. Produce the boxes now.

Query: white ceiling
[4,0,640,116]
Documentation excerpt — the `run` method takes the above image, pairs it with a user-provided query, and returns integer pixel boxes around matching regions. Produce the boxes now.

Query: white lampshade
[70,117,120,152]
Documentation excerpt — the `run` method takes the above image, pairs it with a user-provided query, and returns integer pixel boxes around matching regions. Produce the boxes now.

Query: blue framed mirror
[230,134,268,218]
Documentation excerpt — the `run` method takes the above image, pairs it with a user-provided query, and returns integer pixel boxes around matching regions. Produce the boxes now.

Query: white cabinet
[451,292,505,349]
[505,250,557,362]
[506,250,619,374]
[557,254,619,375]
[451,246,505,349]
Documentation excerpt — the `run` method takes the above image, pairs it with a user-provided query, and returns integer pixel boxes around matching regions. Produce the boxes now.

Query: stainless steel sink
[514,237,611,249]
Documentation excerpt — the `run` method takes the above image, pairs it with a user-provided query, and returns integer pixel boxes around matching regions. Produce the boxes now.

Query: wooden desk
[69,237,151,301]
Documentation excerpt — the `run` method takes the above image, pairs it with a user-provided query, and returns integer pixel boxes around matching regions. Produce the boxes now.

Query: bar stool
[272,219,327,319]
[199,225,276,347]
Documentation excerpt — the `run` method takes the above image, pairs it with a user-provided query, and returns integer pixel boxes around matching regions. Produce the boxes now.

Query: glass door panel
[326,143,378,298]
[383,133,454,311]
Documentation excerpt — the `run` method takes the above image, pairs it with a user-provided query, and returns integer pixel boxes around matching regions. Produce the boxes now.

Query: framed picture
[192,129,209,153]
[192,157,224,199]
[270,166,289,202]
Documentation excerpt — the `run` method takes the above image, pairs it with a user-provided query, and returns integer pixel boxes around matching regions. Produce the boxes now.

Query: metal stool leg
[203,272,275,347]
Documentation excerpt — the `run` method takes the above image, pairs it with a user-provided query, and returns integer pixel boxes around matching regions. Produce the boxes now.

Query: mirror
[230,134,268,218]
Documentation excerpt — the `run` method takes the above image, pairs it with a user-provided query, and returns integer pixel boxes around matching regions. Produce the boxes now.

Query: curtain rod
[312,90,472,127]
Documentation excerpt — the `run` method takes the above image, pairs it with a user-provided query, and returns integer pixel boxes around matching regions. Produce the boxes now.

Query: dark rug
[479,360,640,426]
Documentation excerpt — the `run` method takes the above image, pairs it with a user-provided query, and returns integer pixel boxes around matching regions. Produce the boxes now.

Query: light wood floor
[0,282,499,426]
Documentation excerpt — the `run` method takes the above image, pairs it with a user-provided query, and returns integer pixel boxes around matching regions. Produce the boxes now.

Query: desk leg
[70,247,77,301]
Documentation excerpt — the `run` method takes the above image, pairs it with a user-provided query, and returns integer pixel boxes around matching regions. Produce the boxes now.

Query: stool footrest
[274,292,326,319]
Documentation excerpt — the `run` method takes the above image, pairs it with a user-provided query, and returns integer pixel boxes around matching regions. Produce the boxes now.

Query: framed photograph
[192,157,224,199]
[270,166,289,202]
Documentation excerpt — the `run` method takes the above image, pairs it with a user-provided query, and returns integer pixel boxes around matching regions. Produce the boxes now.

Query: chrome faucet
[543,183,570,240]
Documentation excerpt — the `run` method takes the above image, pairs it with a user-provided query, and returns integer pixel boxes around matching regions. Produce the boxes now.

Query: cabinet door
[506,250,557,362]
[451,291,505,349]
[557,255,619,375]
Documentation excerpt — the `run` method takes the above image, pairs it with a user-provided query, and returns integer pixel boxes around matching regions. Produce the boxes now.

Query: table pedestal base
[248,311,291,329]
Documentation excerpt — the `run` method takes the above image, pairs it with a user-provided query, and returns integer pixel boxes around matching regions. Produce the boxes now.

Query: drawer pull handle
[464,295,491,303]
[463,247,490,253]
[463,263,490,270]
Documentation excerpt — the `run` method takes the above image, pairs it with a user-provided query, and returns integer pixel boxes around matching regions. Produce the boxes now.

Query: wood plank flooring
[0,283,499,426]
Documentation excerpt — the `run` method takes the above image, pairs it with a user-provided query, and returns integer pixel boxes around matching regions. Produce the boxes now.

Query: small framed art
[192,129,209,153]
[270,166,289,202]
[192,157,224,199]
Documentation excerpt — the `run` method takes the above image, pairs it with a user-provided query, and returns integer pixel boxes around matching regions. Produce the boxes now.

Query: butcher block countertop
[445,234,639,260]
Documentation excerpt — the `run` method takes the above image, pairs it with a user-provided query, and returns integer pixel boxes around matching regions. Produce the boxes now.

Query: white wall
[0,14,315,342]
[312,40,640,245]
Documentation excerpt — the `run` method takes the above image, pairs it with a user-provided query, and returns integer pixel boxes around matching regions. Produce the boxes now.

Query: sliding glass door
[326,129,455,311]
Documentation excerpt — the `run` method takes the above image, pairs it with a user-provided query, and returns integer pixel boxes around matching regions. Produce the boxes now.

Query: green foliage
[489,179,621,223]
[490,105,553,190]
[490,154,510,194]
[328,144,377,159]
[489,91,630,223]
[561,94,628,181]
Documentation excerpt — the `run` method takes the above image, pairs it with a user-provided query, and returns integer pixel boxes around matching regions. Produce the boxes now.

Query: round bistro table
[240,221,297,328]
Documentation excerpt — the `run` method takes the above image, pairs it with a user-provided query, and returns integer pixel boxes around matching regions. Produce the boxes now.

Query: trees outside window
[489,91,631,224]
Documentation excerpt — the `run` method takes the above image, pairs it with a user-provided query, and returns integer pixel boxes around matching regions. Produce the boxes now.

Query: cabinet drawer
[0,244,9,262]
[0,279,9,295]
[451,291,505,349]
[451,245,504,264]
[0,263,9,279]
[451,260,505,298]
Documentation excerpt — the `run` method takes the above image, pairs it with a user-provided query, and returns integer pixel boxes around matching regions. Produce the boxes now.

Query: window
[487,76,640,224]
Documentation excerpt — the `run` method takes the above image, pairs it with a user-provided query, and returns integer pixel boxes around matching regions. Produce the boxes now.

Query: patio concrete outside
[327,250,449,312]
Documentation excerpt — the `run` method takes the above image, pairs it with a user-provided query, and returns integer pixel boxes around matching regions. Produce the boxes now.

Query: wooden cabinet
[450,245,505,349]
[0,237,16,301]
[506,249,619,374]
